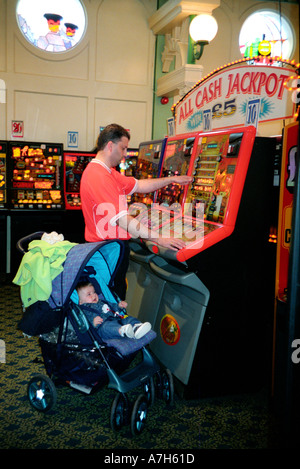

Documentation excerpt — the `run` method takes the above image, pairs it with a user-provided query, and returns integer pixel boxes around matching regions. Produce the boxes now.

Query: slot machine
[127,126,279,398]
[144,127,256,261]
[126,138,167,317]
[7,141,64,274]
[64,150,95,210]
[63,150,96,244]
[272,121,298,421]
[0,141,8,275]
[129,138,167,209]
[126,132,201,344]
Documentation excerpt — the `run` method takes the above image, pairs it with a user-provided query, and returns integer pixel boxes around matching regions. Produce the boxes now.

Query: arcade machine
[126,138,168,319]
[128,125,278,398]
[129,138,166,206]
[126,133,202,347]
[7,140,64,275]
[0,141,8,276]
[272,121,299,439]
[63,149,96,243]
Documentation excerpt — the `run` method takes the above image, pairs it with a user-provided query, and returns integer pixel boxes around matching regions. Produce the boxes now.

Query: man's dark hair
[96,123,130,151]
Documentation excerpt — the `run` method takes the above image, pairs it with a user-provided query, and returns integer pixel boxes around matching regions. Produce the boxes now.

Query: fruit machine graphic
[64,150,96,210]
[8,141,64,210]
[128,138,167,218]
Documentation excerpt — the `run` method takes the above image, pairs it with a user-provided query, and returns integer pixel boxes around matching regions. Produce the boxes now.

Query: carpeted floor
[0,282,278,450]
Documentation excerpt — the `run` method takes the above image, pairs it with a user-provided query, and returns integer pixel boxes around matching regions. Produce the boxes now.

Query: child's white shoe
[132,322,151,339]
[120,324,134,338]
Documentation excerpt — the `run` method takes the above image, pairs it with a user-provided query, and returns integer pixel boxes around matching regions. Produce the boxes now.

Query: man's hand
[171,175,193,185]
[155,236,186,251]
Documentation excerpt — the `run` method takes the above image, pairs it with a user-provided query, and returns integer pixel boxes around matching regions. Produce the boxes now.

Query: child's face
[78,285,99,304]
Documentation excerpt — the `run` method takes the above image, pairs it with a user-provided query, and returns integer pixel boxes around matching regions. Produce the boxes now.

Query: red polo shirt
[80,159,137,241]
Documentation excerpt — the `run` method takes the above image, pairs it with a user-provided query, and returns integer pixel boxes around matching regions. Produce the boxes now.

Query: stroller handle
[16,231,45,254]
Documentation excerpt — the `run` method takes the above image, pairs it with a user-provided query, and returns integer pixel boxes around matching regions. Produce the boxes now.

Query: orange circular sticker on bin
[160,314,180,346]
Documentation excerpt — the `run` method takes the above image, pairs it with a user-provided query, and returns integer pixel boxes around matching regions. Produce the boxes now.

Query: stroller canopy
[48,240,124,309]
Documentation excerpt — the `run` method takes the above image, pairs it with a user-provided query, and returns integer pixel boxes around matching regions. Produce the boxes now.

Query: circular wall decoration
[239,10,294,59]
[16,0,86,53]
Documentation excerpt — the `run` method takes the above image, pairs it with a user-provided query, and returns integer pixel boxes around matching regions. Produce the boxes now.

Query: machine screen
[9,141,64,209]
[156,136,197,206]
[131,139,166,205]
[64,151,95,209]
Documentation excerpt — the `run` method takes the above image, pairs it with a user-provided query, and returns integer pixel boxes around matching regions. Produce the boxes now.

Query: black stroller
[15,232,174,436]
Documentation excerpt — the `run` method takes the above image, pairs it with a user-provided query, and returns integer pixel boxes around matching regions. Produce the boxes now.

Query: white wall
[0,0,157,149]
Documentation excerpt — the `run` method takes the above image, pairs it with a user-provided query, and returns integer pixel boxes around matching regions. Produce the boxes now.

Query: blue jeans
[97,315,139,340]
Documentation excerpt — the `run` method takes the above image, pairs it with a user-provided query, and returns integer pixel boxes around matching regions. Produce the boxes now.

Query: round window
[16,0,86,53]
[239,10,294,59]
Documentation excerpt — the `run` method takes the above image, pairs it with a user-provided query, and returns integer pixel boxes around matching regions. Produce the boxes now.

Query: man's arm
[135,175,192,194]
[117,213,186,251]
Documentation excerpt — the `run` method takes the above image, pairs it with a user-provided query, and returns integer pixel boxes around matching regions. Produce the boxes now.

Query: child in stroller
[76,280,152,340]
[14,232,174,436]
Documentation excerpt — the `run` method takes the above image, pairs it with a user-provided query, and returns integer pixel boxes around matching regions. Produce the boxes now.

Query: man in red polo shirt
[80,123,192,298]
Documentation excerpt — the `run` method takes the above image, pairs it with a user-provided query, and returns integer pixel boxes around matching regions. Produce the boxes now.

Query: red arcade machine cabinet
[127,125,278,398]
[135,126,256,262]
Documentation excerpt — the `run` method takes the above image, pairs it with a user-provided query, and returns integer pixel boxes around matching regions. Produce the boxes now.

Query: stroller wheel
[161,369,174,406]
[27,374,57,413]
[143,376,155,406]
[131,394,148,436]
[110,393,129,432]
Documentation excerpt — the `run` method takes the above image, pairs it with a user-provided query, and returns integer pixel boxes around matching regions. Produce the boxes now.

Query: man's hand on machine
[170,175,193,185]
[155,236,186,251]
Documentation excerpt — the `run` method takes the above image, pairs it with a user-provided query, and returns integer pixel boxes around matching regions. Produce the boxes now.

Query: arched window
[239,10,294,59]
[16,0,86,53]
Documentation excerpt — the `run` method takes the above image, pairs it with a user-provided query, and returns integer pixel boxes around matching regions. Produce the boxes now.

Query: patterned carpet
[0,282,277,450]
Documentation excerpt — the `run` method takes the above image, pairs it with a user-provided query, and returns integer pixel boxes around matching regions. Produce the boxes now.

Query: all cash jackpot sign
[173,61,296,133]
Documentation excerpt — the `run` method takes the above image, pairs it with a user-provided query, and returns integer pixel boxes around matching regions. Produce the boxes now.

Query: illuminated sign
[173,59,298,134]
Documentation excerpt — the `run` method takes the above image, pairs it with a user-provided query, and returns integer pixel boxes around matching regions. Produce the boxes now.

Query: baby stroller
[15,232,174,436]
